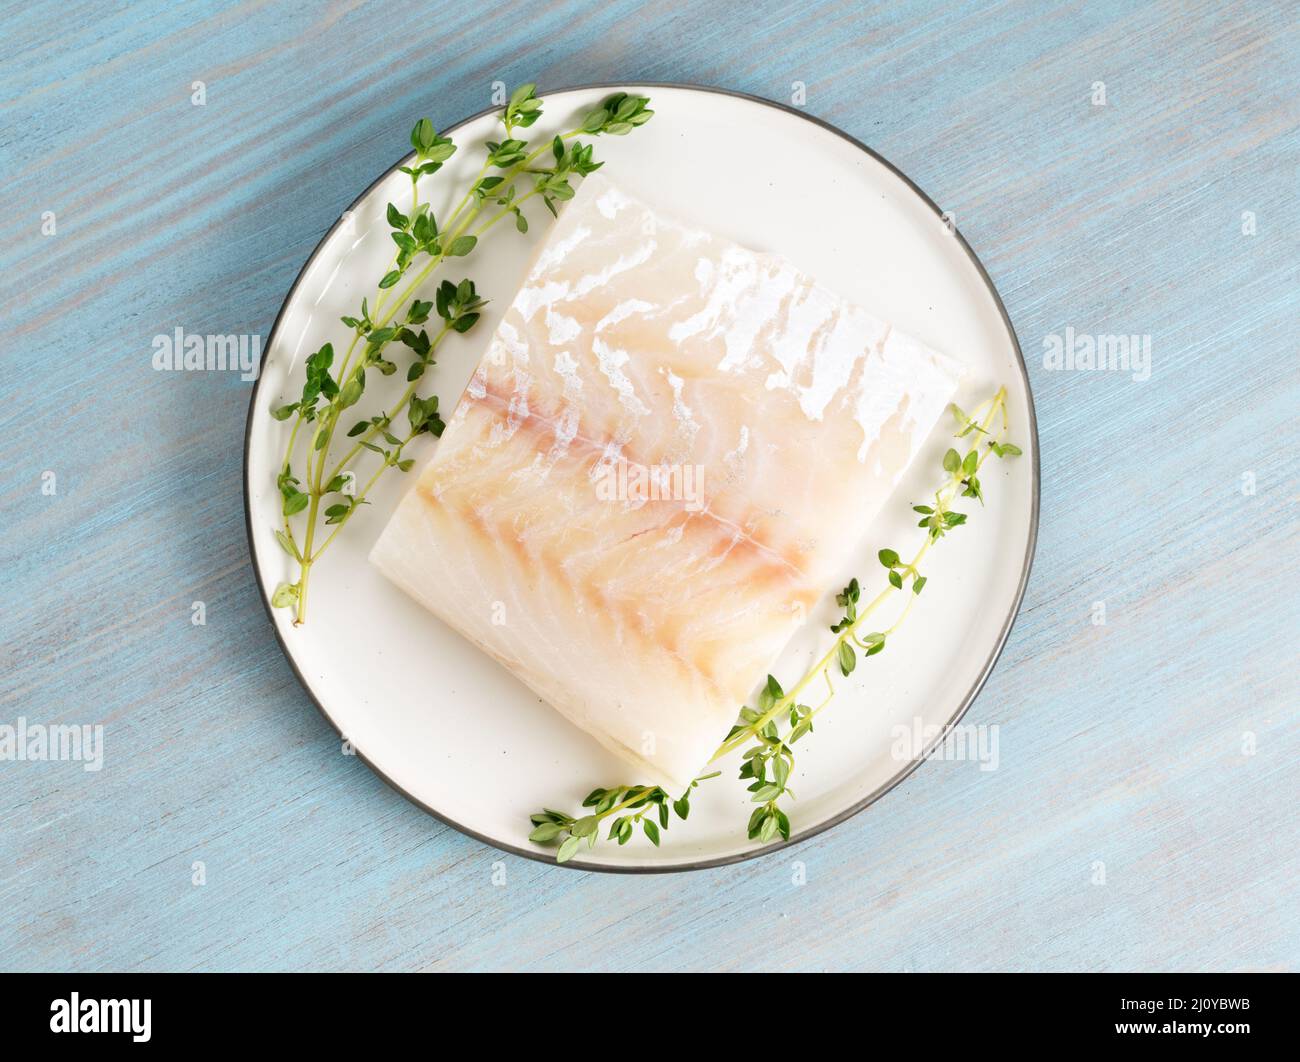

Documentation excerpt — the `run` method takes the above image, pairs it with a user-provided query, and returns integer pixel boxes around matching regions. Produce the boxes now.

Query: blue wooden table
[2,0,1296,972]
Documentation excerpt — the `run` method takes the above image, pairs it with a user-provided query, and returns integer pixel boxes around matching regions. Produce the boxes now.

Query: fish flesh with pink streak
[370,173,961,790]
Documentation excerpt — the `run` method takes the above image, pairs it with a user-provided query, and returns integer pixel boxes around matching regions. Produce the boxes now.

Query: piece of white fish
[370,173,961,790]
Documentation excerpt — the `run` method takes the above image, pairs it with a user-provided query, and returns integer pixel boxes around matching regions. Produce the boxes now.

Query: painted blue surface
[1,0,1296,971]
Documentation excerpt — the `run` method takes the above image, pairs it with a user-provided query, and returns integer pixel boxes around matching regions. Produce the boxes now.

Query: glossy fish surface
[370,174,961,789]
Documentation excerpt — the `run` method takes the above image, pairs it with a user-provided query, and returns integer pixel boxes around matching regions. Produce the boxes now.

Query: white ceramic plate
[243,84,1038,871]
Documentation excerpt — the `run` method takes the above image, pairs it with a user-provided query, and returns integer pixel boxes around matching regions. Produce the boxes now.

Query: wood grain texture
[1,0,1296,972]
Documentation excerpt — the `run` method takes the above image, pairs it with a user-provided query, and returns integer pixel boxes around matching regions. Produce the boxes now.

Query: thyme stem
[268,88,656,625]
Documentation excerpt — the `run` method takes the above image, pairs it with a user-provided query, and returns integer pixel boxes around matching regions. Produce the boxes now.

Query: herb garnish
[529,388,1020,862]
[269,87,654,624]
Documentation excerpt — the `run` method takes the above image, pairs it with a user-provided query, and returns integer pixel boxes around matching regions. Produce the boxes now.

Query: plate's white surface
[245,85,1037,871]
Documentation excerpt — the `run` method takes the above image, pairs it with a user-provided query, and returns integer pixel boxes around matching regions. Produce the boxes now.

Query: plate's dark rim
[242,82,1041,874]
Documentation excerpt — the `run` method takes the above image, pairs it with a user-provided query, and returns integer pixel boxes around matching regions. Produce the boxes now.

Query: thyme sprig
[529,773,719,864]
[530,387,1020,862]
[268,87,654,623]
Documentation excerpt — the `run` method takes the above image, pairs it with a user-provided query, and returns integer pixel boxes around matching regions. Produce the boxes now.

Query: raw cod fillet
[370,173,962,791]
